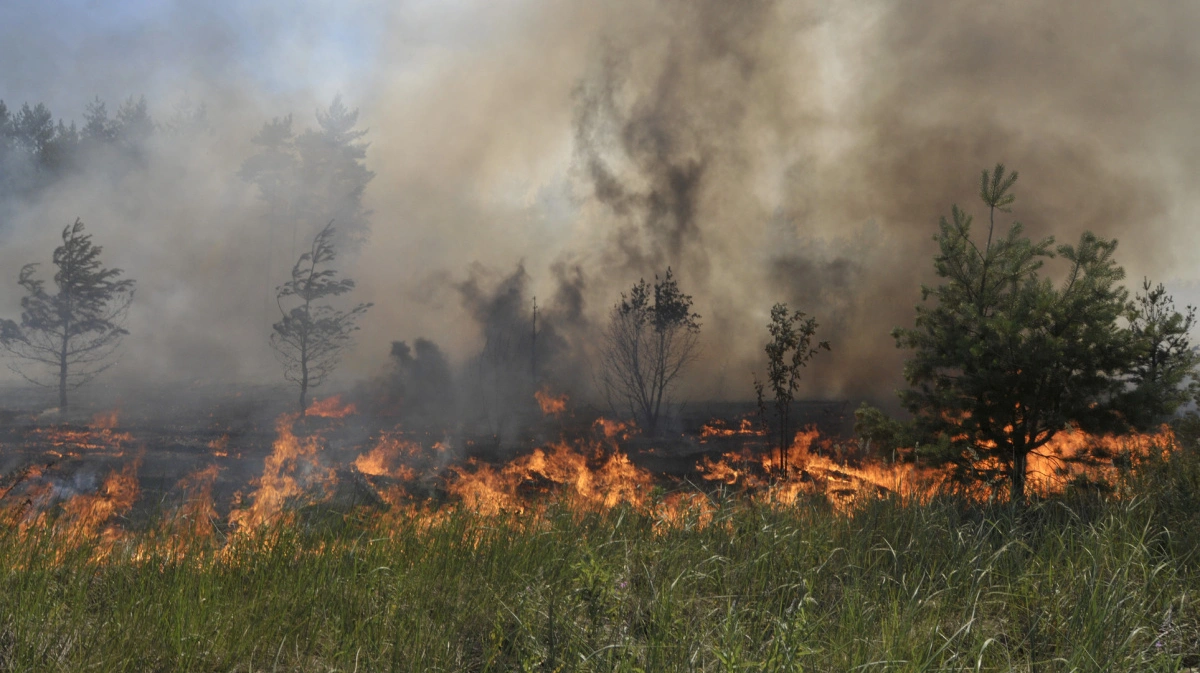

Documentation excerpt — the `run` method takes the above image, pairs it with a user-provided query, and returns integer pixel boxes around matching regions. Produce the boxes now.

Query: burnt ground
[0,383,859,528]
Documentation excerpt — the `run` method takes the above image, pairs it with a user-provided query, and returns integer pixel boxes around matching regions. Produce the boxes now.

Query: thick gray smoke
[1,0,1198,413]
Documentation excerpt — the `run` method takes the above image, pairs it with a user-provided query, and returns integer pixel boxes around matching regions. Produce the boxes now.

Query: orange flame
[228,413,337,530]
[653,492,717,532]
[169,464,221,545]
[700,418,764,440]
[3,399,1180,563]
[207,434,230,457]
[24,460,145,560]
[91,409,120,430]
[535,387,568,416]
[697,424,1177,509]
[448,440,653,515]
[32,409,133,455]
[354,432,420,480]
[594,418,635,440]
[307,396,357,419]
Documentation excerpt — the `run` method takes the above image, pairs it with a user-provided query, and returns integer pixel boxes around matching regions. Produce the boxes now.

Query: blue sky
[0,0,394,115]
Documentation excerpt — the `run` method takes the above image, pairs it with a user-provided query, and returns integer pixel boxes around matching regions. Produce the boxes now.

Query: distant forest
[0,95,373,250]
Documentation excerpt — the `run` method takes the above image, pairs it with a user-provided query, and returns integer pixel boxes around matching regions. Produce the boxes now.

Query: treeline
[0,94,372,246]
[0,96,185,203]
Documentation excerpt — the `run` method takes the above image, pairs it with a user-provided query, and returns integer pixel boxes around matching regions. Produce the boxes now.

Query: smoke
[1,0,1198,414]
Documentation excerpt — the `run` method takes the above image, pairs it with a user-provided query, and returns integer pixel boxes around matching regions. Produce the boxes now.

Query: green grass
[2,453,1200,672]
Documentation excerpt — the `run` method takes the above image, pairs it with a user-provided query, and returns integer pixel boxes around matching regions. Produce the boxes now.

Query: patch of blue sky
[0,0,394,110]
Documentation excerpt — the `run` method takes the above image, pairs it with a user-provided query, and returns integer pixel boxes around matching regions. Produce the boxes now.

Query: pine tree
[1,219,135,411]
[1120,279,1199,429]
[295,95,374,248]
[240,114,297,219]
[894,164,1133,500]
[114,95,154,148]
[82,97,118,145]
[242,97,375,254]
[271,221,371,415]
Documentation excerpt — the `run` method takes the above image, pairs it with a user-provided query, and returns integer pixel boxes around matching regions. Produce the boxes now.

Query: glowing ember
[208,435,230,457]
[700,418,764,439]
[32,409,133,455]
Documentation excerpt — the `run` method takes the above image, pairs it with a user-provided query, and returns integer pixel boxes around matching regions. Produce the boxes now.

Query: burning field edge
[0,392,1182,555]
[0,393,1198,670]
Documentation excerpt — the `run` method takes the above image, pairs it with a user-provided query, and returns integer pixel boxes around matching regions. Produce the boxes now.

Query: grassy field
[2,447,1200,672]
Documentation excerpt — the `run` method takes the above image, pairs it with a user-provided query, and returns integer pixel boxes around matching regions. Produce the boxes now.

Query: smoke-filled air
[4,2,1200,669]
[1,0,1196,407]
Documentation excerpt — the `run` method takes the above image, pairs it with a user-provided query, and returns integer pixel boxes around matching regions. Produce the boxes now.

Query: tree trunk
[779,403,790,474]
[299,328,308,416]
[59,357,68,411]
[1011,451,1028,503]
[59,337,68,412]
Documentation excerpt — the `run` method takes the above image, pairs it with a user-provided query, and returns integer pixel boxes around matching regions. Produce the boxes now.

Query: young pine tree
[894,164,1134,501]
[2,219,135,411]
[1119,279,1199,430]
[271,221,371,415]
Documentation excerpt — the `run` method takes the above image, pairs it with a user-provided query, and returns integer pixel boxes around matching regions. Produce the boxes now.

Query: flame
[208,434,230,457]
[535,386,568,416]
[653,492,716,532]
[307,396,357,419]
[1024,424,1175,496]
[169,464,221,545]
[228,413,337,530]
[32,409,133,455]
[448,440,653,515]
[2,398,1180,565]
[354,432,420,480]
[91,409,120,430]
[594,418,635,440]
[700,418,764,439]
[36,460,143,558]
[697,424,1177,509]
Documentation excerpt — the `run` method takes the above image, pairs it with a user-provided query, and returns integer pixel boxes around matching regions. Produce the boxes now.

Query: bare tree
[271,221,371,415]
[599,268,700,435]
[1,218,135,411]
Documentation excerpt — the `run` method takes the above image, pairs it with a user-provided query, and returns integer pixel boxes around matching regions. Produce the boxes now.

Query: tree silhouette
[2,219,135,411]
[241,96,375,254]
[754,303,829,474]
[599,268,700,435]
[271,221,371,415]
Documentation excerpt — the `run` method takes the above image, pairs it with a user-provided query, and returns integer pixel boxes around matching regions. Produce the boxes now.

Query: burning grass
[1,397,1199,669]
[1,459,1199,671]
